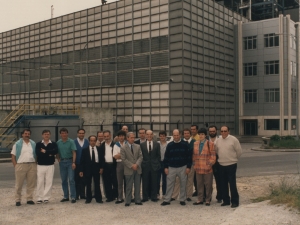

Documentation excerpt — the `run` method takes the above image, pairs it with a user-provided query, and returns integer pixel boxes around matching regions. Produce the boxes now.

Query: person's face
[127,133,135,144]
[89,136,97,147]
[199,133,206,141]
[42,132,51,141]
[103,132,111,142]
[173,130,181,142]
[22,131,31,140]
[122,126,128,133]
[208,127,217,138]
[146,131,153,141]
[77,130,85,140]
[159,134,166,143]
[183,131,191,140]
[139,130,146,140]
[220,126,229,139]
[60,131,68,140]
[118,135,125,143]
[190,126,198,136]
[97,133,104,142]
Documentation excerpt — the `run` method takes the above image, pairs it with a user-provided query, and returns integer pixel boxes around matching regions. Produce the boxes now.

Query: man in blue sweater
[74,128,89,200]
[161,129,192,206]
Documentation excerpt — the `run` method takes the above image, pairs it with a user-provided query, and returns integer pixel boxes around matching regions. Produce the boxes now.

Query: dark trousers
[85,163,102,202]
[194,172,198,194]
[75,164,86,198]
[142,166,158,200]
[103,163,118,200]
[220,163,239,205]
[157,161,167,195]
[213,161,222,201]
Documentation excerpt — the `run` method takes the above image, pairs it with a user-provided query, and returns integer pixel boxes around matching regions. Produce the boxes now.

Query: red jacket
[193,140,216,174]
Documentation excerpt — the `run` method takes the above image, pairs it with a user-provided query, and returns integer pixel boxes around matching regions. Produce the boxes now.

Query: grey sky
[0,0,117,33]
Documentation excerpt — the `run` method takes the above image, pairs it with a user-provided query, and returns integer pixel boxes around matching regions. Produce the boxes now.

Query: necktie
[149,142,151,152]
[92,147,95,162]
[131,145,134,155]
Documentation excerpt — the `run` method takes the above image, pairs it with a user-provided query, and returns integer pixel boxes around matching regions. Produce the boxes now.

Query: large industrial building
[0,0,299,138]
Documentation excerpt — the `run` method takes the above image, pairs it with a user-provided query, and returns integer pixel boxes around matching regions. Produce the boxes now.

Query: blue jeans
[59,160,76,199]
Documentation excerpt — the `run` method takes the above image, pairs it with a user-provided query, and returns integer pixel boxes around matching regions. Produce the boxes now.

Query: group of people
[11,124,242,209]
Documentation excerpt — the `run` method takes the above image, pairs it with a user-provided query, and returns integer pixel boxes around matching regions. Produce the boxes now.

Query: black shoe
[186,198,192,201]
[60,198,69,202]
[96,200,103,203]
[125,203,130,207]
[161,201,170,206]
[151,199,158,202]
[221,202,230,206]
[192,192,198,197]
[141,199,148,202]
[193,201,203,205]
[16,202,21,206]
[115,200,124,204]
[217,199,222,203]
[27,201,35,205]
[171,198,175,201]
[180,201,186,206]
[71,199,76,203]
[106,199,113,202]
[131,198,135,202]
[135,202,143,205]
[85,200,91,204]
[231,203,239,208]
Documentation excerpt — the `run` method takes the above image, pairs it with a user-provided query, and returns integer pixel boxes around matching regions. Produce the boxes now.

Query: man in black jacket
[79,135,104,204]
[35,130,58,204]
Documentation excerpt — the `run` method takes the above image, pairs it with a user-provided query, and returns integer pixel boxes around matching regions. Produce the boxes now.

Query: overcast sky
[0,0,118,33]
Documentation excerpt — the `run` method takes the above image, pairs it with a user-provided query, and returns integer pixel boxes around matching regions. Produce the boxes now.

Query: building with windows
[237,14,300,136]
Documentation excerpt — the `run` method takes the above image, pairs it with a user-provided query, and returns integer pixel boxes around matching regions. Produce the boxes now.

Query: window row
[244,88,280,103]
[265,119,296,130]
[243,33,283,50]
[243,61,279,76]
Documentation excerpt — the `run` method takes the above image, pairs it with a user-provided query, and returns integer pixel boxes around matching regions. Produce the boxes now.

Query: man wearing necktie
[140,130,161,202]
[79,135,104,204]
[120,132,143,206]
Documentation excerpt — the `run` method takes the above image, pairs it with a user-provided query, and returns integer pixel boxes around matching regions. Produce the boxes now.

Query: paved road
[1,143,300,189]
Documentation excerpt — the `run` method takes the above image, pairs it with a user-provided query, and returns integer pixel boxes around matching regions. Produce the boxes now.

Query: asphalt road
[0,143,299,189]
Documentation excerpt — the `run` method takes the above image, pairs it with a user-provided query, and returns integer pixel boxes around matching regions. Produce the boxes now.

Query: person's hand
[79,172,83,177]
[131,164,138,171]
[72,163,76,170]
[164,168,169,175]
[185,168,191,175]
[40,148,46,153]
[99,169,103,174]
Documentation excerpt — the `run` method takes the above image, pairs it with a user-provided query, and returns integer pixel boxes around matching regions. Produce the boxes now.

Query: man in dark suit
[134,128,146,145]
[79,135,104,204]
[99,130,118,202]
[140,130,161,202]
[120,132,143,206]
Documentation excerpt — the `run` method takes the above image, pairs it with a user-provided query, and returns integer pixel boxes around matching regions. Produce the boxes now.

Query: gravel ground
[0,174,299,225]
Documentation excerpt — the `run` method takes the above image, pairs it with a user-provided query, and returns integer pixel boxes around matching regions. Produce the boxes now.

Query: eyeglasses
[220,130,228,133]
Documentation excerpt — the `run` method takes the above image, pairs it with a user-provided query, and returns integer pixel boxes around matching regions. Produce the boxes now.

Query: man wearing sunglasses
[214,126,242,208]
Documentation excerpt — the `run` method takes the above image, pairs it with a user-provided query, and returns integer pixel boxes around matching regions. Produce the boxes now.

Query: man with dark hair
[11,129,36,206]
[157,130,168,198]
[99,130,118,202]
[134,128,146,145]
[215,126,242,208]
[57,128,77,203]
[35,130,58,204]
[96,131,104,147]
[79,135,104,204]
[74,128,89,200]
[113,130,127,204]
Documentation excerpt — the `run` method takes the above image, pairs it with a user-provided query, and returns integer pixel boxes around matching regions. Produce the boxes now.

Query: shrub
[282,135,295,140]
[270,134,280,141]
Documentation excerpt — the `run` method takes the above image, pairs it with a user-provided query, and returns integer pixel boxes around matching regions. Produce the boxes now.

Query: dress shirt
[104,142,113,163]
[90,146,98,163]
[41,139,52,147]
[11,142,35,163]
[113,141,126,162]
[183,138,192,143]
[147,141,153,152]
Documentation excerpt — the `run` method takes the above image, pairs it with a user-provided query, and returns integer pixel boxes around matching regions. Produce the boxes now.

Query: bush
[269,139,300,149]
[282,135,295,140]
[270,135,281,141]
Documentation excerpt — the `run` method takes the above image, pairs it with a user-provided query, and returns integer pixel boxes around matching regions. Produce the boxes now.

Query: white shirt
[104,142,113,163]
[42,139,52,147]
[11,141,35,163]
[183,138,192,143]
[89,146,98,163]
[147,141,153,152]
[113,141,126,162]
[77,138,84,147]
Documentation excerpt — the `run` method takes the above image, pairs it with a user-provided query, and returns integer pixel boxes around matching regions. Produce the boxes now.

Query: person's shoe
[180,201,186,206]
[16,202,21,206]
[205,202,210,206]
[171,198,175,201]
[27,201,35,205]
[106,199,113,202]
[161,201,170,206]
[37,200,43,204]
[151,199,158,202]
[221,202,230,206]
[96,200,103,203]
[217,199,222,203]
[135,202,143,205]
[192,191,198,197]
[193,201,203,205]
[186,198,192,201]
[231,203,239,208]
[85,200,91,204]
[71,199,76,203]
[60,198,69,202]
[125,203,130,207]
[44,200,49,203]
[115,199,124,204]
[141,199,148,202]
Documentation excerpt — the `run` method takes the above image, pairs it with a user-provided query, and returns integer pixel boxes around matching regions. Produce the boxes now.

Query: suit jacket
[80,146,104,175]
[99,141,116,166]
[120,143,143,175]
[140,141,161,171]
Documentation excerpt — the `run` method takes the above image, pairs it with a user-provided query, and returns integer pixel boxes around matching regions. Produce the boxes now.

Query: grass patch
[252,178,300,211]
[269,140,300,149]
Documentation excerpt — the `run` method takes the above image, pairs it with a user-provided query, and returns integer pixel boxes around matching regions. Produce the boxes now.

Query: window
[264,33,279,47]
[290,35,296,49]
[244,89,257,103]
[265,61,279,75]
[243,36,257,50]
[264,119,280,130]
[264,88,280,102]
[284,119,288,130]
[292,119,296,130]
[291,88,297,103]
[291,61,297,77]
[243,62,257,76]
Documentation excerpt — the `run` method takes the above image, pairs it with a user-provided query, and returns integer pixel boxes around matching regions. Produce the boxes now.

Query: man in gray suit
[120,132,143,206]
[140,130,161,202]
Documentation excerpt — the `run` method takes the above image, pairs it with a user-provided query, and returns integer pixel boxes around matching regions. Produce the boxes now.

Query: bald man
[161,129,192,206]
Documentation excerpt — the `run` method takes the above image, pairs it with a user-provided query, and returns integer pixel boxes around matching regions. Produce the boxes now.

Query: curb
[251,148,300,152]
